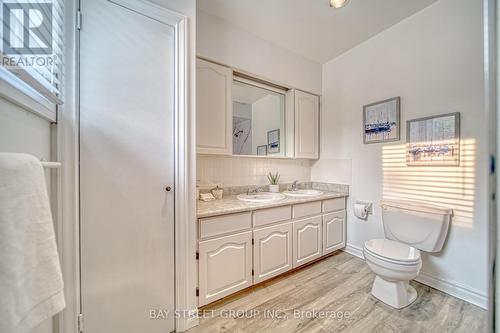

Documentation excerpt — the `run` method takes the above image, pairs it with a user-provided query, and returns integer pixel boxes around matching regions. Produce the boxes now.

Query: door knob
[165,186,172,192]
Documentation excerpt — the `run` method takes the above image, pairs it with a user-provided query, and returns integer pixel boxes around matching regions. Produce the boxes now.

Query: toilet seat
[364,239,421,266]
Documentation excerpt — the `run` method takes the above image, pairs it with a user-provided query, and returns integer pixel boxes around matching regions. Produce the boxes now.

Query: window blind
[0,0,64,105]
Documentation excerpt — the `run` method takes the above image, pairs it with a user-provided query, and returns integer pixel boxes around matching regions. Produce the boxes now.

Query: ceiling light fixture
[330,0,350,9]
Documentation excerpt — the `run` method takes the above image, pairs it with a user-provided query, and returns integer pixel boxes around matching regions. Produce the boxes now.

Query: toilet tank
[381,199,453,252]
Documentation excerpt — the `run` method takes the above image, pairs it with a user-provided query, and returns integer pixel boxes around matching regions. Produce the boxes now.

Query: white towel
[0,153,65,333]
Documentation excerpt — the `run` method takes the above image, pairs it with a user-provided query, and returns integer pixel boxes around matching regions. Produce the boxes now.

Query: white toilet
[363,199,453,309]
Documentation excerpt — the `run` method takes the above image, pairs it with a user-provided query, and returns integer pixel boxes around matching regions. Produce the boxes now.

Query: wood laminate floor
[188,252,487,333]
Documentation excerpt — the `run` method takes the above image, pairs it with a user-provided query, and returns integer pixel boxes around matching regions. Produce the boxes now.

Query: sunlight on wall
[382,139,476,228]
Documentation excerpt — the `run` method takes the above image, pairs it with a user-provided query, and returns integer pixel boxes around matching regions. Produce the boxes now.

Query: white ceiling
[198,0,438,64]
[232,81,279,104]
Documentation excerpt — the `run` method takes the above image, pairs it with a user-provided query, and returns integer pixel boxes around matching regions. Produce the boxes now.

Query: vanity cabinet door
[196,58,232,155]
[323,211,346,255]
[199,231,252,306]
[253,222,293,284]
[294,90,319,159]
[293,216,322,268]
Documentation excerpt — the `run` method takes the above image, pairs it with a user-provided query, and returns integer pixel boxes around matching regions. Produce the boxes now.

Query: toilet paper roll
[354,203,368,219]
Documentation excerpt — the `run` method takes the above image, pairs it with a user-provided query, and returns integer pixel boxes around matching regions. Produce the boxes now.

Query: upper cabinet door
[196,59,233,155]
[294,90,319,159]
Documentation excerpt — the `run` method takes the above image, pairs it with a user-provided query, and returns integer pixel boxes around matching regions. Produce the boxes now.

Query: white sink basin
[283,189,323,197]
[237,192,286,203]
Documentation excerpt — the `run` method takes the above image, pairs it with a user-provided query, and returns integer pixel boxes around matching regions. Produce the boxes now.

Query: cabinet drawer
[199,212,252,239]
[253,205,292,227]
[322,197,345,213]
[293,201,322,219]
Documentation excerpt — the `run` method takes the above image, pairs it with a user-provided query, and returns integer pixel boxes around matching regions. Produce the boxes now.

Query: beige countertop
[197,191,348,219]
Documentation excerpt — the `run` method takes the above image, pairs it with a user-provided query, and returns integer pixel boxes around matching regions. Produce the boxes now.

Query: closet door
[196,59,233,155]
[294,90,319,159]
[80,0,175,332]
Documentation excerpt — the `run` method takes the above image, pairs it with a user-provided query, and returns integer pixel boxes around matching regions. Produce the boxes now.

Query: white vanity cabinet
[197,195,346,306]
[294,90,320,159]
[198,231,253,306]
[196,58,233,155]
[293,216,322,268]
[253,222,293,283]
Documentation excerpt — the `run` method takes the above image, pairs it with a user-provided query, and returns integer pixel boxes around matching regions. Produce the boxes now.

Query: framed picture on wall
[406,112,460,166]
[267,129,280,154]
[363,97,401,144]
[257,145,267,156]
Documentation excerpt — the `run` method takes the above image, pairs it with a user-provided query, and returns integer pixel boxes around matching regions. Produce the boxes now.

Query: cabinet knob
[165,186,172,192]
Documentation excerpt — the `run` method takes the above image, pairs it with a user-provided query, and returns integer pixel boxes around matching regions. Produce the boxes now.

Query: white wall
[312,0,488,308]
[251,95,284,155]
[198,155,311,188]
[0,100,52,158]
[197,10,322,95]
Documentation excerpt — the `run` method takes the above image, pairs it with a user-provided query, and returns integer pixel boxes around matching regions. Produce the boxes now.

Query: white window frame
[0,0,64,122]
[0,67,57,121]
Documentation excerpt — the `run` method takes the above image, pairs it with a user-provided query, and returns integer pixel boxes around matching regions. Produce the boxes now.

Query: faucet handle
[247,187,260,195]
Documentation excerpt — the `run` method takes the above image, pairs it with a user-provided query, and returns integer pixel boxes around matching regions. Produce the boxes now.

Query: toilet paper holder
[355,201,373,214]
[353,201,373,220]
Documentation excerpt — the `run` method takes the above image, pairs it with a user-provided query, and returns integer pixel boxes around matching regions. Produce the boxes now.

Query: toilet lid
[364,239,421,263]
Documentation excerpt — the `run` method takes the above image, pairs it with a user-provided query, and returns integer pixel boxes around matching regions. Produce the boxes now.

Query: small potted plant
[267,172,280,193]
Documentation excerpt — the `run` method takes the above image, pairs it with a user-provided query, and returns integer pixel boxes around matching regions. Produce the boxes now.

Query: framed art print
[363,97,401,144]
[267,129,280,154]
[406,112,460,166]
[257,145,267,156]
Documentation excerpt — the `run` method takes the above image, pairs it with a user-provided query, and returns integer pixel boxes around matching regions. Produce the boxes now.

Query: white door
[80,0,175,332]
[198,231,253,306]
[293,216,322,267]
[323,211,346,255]
[294,90,319,159]
[253,222,293,283]
[196,59,233,155]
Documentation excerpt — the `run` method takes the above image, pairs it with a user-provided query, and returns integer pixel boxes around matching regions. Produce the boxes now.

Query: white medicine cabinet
[196,58,320,159]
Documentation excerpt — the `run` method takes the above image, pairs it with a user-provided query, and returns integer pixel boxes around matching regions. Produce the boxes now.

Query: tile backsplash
[197,155,311,188]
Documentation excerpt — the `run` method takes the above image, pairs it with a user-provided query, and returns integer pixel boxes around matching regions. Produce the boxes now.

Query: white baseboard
[344,243,364,259]
[414,272,488,309]
[342,243,488,310]
[176,314,199,332]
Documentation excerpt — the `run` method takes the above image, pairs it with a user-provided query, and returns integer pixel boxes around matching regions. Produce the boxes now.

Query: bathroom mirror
[232,79,286,156]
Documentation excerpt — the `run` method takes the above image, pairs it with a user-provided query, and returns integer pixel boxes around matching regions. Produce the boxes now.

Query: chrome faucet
[289,180,298,191]
[247,187,263,195]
